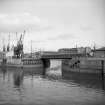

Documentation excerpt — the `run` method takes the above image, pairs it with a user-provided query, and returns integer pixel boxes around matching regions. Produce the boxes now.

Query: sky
[0,0,105,52]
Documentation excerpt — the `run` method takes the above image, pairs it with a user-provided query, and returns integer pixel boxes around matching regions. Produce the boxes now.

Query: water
[0,60,105,105]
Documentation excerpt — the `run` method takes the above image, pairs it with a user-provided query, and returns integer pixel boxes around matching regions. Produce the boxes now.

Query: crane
[14,30,25,58]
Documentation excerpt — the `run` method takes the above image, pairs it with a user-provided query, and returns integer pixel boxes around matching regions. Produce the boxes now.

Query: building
[58,48,78,54]
[0,51,6,63]
[93,47,105,57]
[58,47,91,55]
[0,51,6,59]
[40,51,58,55]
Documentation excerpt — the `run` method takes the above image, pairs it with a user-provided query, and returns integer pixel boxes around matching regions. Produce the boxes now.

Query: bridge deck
[41,53,105,61]
[41,53,86,59]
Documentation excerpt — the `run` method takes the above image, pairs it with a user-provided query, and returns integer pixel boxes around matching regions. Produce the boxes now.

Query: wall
[94,51,105,57]
[62,59,105,73]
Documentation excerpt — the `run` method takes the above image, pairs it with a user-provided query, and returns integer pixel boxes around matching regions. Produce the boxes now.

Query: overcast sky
[0,0,105,52]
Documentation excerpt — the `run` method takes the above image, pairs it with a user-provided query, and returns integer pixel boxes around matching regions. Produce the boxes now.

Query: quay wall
[62,58,105,74]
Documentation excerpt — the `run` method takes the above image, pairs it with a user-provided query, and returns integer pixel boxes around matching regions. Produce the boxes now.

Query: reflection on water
[1,67,7,81]
[0,60,105,105]
[13,70,24,88]
[62,70,105,90]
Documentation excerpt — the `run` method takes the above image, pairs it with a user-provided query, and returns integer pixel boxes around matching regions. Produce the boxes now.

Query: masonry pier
[42,59,50,75]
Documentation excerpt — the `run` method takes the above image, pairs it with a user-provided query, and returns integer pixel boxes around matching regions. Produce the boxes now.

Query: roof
[58,48,77,51]
[96,47,105,51]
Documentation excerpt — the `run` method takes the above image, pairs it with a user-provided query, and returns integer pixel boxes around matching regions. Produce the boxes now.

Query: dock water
[0,60,105,105]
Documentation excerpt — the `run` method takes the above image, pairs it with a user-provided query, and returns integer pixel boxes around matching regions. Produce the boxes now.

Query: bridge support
[41,59,50,75]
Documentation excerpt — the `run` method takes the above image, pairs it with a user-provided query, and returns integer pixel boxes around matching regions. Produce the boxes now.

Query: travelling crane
[14,30,25,58]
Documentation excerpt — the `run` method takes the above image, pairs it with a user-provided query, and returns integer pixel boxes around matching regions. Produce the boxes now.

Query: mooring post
[101,60,104,80]
[101,60,105,89]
